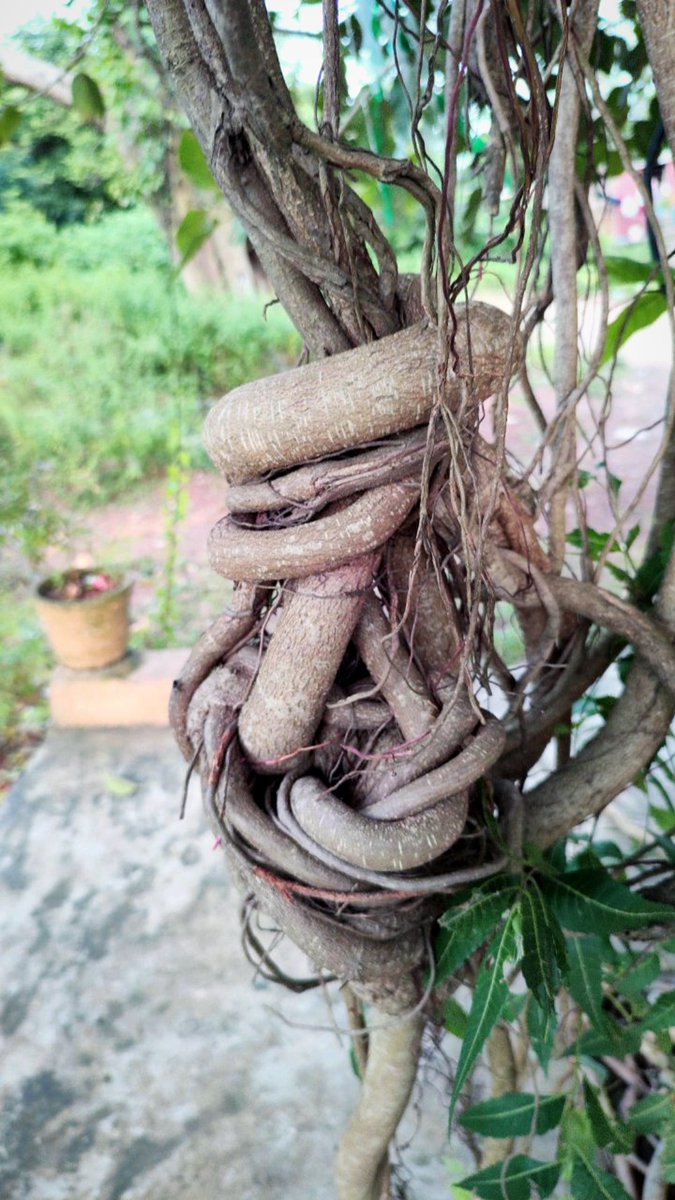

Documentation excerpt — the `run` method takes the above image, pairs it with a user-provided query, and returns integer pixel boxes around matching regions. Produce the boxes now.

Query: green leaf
[632,520,675,604]
[444,996,469,1039]
[457,1155,560,1200]
[604,256,655,284]
[565,1015,641,1059]
[614,951,661,996]
[635,990,675,1035]
[104,773,138,797]
[520,879,568,1010]
[601,292,668,366]
[663,1132,675,1185]
[435,878,519,985]
[566,527,618,560]
[543,867,675,935]
[178,130,219,192]
[0,106,22,146]
[628,1092,674,1135]
[559,1107,597,1169]
[460,1092,565,1138]
[71,73,105,121]
[566,936,605,1027]
[527,995,557,1071]
[583,1080,631,1153]
[571,1152,633,1200]
[176,210,217,267]
[448,915,517,1126]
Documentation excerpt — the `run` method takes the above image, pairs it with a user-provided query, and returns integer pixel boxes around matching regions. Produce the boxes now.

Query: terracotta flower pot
[35,569,133,671]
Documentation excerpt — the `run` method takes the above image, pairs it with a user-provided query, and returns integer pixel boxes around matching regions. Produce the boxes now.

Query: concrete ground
[0,729,457,1200]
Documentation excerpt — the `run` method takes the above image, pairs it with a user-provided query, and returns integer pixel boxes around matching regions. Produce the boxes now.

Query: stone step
[49,648,190,727]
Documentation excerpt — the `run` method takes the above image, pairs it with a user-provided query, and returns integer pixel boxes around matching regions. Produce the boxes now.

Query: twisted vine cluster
[169,294,566,1014]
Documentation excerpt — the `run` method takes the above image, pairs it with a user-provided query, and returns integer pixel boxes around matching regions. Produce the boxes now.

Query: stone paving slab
[0,730,455,1200]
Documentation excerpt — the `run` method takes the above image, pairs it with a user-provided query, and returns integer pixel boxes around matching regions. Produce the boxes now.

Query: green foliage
[71,72,105,121]
[448,914,518,1126]
[176,209,218,267]
[444,849,675,1196]
[565,935,605,1027]
[628,1093,674,1135]
[601,292,669,365]
[0,206,299,561]
[570,1152,633,1200]
[179,131,219,192]
[0,106,22,146]
[457,1156,560,1200]
[0,595,51,783]
[542,866,675,933]
[520,878,567,1012]
[435,876,520,984]
[460,1093,565,1138]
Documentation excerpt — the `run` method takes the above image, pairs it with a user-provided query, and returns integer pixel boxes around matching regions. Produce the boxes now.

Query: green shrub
[0,200,59,268]
[0,208,300,558]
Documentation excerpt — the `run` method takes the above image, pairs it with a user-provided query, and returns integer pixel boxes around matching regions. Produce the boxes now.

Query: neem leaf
[448,915,517,1126]
[628,1092,674,1135]
[457,1155,560,1200]
[435,878,518,985]
[460,1092,565,1138]
[176,210,217,267]
[71,72,105,121]
[614,951,661,996]
[178,130,219,191]
[583,1080,631,1153]
[601,292,668,366]
[444,996,469,1039]
[635,990,675,1035]
[520,879,568,1010]
[0,106,22,145]
[527,994,557,1071]
[566,935,605,1028]
[571,1152,633,1200]
[603,256,655,284]
[543,867,675,935]
[565,1015,641,1059]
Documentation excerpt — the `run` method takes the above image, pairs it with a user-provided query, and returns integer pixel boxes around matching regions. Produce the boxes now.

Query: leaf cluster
[436,852,675,1198]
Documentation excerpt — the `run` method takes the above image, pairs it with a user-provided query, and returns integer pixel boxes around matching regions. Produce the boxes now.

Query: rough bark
[637,0,675,158]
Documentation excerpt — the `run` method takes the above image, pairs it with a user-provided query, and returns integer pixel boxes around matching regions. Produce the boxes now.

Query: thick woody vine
[145,1,675,1197]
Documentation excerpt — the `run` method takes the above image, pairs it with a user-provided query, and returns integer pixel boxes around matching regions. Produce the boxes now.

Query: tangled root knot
[172,300,542,1015]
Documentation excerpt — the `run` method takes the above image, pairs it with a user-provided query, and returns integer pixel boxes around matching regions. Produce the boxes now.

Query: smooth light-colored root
[365,717,506,819]
[238,555,378,771]
[208,481,418,582]
[336,1015,425,1200]
[289,775,468,872]
[204,304,515,484]
[355,595,438,740]
[364,688,481,804]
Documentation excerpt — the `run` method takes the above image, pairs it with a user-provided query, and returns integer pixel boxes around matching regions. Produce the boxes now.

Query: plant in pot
[35,567,133,671]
